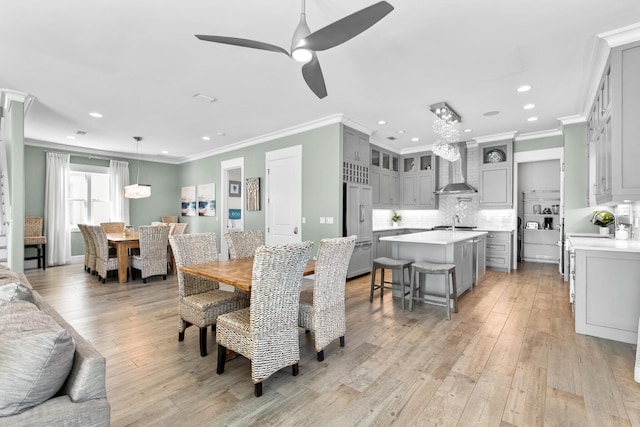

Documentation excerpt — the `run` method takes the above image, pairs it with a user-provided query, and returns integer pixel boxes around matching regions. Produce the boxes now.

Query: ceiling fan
[195,1,394,99]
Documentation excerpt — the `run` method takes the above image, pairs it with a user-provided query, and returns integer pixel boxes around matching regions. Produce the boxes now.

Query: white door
[266,145,302,245]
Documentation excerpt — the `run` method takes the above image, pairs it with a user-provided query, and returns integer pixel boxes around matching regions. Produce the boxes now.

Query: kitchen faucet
[452,214,460,232]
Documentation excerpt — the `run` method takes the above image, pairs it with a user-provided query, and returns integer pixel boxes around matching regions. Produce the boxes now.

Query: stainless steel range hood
[435,141,478,194]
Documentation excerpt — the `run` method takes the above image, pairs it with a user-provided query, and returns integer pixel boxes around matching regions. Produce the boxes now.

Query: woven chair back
[25,217,43,237]
[100,222,125,233]
[312,235,357,308]
[226,230,264,259]
[89,225,111,260]
[138,225,171,258]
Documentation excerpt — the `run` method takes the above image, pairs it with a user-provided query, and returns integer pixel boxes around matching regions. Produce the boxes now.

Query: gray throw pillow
[0,300,76,416]
[0,282,36,304]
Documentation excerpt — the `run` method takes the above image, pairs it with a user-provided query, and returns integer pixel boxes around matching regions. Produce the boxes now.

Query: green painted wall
[514,134,563,152]
[563,123,596,233]
[177,123,343,253]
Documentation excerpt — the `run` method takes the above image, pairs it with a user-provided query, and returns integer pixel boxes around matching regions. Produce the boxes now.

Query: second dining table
[180,257,316,292]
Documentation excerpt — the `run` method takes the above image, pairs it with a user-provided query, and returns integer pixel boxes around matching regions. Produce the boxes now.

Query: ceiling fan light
[292,47,312,62]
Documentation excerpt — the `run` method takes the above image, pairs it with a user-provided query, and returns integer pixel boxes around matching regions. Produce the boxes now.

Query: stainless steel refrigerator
[343,182,373,278]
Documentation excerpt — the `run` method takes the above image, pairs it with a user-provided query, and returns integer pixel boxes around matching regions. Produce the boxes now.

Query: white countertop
[473,227,515,232]
[567,235,640,253]
[380,230,488,245]
[373,226,432,232]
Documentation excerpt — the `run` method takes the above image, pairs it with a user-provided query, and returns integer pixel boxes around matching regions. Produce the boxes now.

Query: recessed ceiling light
[463,128,473,133]
[523,104,535,110]
[483,111,500,116]
[377,120,387,125]
[202,136,211,141]
[217,132,226,136]
[411,137,419,142]
[89,112,103,118]
[161,150,169,154]
[527,116,538,122]
[517,85,532,93]
[397,130,405,134]
[66,135,76,140]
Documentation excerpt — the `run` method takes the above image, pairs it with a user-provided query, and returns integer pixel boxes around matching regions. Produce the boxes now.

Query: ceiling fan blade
[301,1,394,52]
[302,55,327,99]
[195,35,290,57]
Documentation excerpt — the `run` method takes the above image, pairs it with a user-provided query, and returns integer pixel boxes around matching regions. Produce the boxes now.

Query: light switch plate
[326,217,334,224]
[320,217,326,224]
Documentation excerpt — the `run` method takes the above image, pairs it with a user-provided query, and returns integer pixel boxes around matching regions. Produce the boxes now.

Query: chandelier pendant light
[430,102,462,162]
[124,136,151,199]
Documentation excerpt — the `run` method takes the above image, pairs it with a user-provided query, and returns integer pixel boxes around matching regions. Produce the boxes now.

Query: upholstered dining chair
[169,233,249,357]
[131,225,171,283]
[24,216,47,270]
[100,222,125,233]
[225,230,264,259]
[77,224,96,274]
[298,235,357,362]
[170,223,188,236]
[161,215,179,224]
[216,241,313,397]
[89,225,120,283]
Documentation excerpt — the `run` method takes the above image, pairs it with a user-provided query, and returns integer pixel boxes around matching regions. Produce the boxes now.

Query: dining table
[179,257,316,292]
[106,231,140,283]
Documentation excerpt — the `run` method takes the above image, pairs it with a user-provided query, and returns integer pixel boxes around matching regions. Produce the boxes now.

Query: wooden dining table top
[180,257,316,293]
[106,231,140,242]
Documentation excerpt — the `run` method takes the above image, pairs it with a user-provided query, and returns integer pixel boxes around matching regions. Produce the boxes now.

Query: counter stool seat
[410,261,458,319]
[370,257,413,309]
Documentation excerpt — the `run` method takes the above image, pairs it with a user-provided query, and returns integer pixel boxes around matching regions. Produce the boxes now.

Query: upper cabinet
[588,41,640,205]
[401,152,438,210]
[343,126,370,185]
[478,139,513,208]
[370,144,400,207]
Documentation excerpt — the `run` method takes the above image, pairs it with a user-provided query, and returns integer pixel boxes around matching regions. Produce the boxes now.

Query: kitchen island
[380,230,488,304]
[568,235,640,344]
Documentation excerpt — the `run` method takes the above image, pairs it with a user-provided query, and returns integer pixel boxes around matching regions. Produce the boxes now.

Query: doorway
[513,147,564,273]
[265,145,302,246]
[220,158,244,261]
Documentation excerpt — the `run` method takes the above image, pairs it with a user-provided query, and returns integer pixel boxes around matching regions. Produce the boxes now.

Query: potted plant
[591,210,615,235]
[391,211,401,228]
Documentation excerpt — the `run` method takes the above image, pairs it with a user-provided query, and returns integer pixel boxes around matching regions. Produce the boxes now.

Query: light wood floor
[25,262,640,427]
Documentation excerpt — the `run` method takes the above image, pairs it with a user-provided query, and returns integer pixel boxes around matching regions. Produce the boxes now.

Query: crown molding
[1,89,36,115]
[515,128,563,142]
[599,22,640,47]
[473,131,518,144]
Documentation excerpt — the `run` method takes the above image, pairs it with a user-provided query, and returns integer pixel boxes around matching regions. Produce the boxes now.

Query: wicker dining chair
[216,241,313,397]
[225,230,264,260]
[24,216,47,270]
[298,236,357,361]
[161,216,179,224]
[77,224,96,274]
[89,225,120,283]
[100,222,125,233]
[131,225,171,283]
[170,223,188,236]
[169,233,249,357]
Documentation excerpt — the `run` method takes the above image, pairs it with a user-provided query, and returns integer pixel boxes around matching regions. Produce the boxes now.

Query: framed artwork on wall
[181,186,196,217]
[246,177,260,211]
[197,183,216,216]
[229,180,241,197]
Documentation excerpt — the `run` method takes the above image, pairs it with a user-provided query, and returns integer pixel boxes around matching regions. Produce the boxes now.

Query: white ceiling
[1,1,640,163]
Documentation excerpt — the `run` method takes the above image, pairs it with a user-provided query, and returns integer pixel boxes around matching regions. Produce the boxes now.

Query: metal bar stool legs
[409,262,458,319]
[370,257,413,309]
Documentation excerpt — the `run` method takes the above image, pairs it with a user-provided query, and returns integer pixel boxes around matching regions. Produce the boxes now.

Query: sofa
[0,268,110,426]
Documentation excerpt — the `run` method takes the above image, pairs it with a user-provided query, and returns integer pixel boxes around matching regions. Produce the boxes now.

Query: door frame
[513,147,564,272]
[220,157,244,261]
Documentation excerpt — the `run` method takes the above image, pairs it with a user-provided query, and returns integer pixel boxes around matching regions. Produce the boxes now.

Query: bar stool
[409,261,458,319]
[370,257,413,309]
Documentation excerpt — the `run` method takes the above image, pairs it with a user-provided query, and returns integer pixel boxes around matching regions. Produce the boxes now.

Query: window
[69,164,111,228]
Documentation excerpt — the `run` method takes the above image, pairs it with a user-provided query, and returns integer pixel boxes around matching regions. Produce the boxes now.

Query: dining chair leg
[178,331,185,342]
[317,350,324,362]
[199,327,208,357]
[216,344,226,374]
[340,336,345,347]
[254,382,262,397]
[292,363,299,376]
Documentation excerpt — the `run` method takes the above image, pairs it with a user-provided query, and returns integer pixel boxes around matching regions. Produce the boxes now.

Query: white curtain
[109,160,130,224]
[44,152,70,266]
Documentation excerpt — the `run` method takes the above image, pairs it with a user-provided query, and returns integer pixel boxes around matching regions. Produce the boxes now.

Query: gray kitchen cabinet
[483,230,512,272]
[343,126,369,184]
[373,229,405,259]
[370,144,400,208]
[574,248,640,344]
[401,152,438,209]
[478,139,513,208]
[588,40,640,205]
